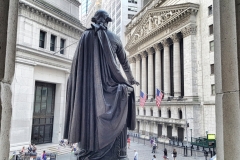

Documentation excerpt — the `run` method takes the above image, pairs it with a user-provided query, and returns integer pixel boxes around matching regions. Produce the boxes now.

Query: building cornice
[16,45,72,71]
[19,0,86,34]
[125,3,199,52]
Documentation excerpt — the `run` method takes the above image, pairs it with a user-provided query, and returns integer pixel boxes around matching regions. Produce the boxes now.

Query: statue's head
[91,10,112,27]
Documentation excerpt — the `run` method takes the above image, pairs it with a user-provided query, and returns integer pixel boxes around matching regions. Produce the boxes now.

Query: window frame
[208,5,213,16]
[209,24,214,35]
[39,30,46,48]
[209,41,214,52]
[211,84,215,95]
[60,38,65,54]
[50,34,56,52]
[210,64,214,75]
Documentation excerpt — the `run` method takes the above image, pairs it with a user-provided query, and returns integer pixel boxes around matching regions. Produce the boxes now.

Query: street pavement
[57,140,209,160]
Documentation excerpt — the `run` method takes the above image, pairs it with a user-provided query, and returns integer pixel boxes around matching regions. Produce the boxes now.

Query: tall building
[80,0,92,26]
[101,0,142,46]
[125,0,215,143]
[10,0,85,150]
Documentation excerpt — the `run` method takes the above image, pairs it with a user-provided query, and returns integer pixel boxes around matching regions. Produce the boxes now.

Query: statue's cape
[63,24,136,151]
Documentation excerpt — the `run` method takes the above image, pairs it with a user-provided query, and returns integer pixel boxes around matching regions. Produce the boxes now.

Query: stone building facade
[125,0,215,142]
[10,0,85,150]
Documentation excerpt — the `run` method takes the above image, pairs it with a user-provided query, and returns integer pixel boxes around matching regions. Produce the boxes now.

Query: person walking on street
[127,137,131,149]
[172,148,177,160]
[134,149,138,160]
[152,155,156,160]
[150,138,154,147]
[42,150,47,160]
[163,148,168,160]
[152,141,157,153]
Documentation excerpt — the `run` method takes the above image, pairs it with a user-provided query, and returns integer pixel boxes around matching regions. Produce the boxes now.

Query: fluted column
[153,43,162,90]
[129,57,136,97]
[181,24,197,97]
[141,52,148,94]
[162,39,170,97]
[146,48,154,99]
[135,54,141,100]
[172,34,181,97]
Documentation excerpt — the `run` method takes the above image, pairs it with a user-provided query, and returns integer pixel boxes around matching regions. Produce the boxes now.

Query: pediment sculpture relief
[132,10,178,44]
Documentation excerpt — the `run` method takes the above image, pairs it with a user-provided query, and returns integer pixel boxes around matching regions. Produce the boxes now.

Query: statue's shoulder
[106,30,121,44]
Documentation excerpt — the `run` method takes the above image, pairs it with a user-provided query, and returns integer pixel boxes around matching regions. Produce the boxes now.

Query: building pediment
[125,3,199,51]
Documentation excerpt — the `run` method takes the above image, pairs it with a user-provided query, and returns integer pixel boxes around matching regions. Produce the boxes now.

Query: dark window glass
[50,35,56,51]
[137,109,139,115]
[39,31,46,48]
[179,110,182,119]
[168,109,171,118]
[151,109,153,116]
[209,24,213,35]
[144,109,146,116]
[128,14,134,19]
[159,110,161,117]
[128,0,137,4]
[33,118,39,125]
[211,64,214,74]
[60,39,65,54]
[40,118,45,124]
[208,5,213,16]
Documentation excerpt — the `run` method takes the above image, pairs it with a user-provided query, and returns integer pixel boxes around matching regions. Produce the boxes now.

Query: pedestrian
[150,138,154,147]
[152,155,156,160]
[152,142,157,153]
[163,148,168,160]
[42,150,47,160]
[134,149,138,160]
[172,148,177,160]
[27,144,32,153]
[127,137,131,149]
[32,144,37,153]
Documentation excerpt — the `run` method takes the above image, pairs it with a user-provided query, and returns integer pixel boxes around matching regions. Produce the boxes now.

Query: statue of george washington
[63,10,139,160]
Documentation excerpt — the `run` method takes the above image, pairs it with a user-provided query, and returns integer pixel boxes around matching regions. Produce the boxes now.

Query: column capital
[161,39,170,47]
[171,33,181,43]
[153,43,162,51]
[134,54,142,61]
[128,57,136,63]
[181,24,197,38]
[140,52,148,58]
[146,48,154,55]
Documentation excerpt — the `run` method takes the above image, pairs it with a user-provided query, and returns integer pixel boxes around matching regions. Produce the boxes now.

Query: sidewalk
[127,141,206,160]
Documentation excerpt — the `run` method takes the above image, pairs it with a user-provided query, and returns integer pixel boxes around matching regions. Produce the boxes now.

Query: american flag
[156,88,164,107]
[140,91,147,107]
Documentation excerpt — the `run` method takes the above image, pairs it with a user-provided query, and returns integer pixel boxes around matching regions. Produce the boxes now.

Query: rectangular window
[60,39,65,54]
[211,84,215,95]
[209,41,214,52]
[50,35,56,51]
[210,64,214,74]
[128,14,134,19]
[39,30,46,48]
[128,0,137,4]
[208,5,213,16]
[128,6,138,12]
[209,24,213,35]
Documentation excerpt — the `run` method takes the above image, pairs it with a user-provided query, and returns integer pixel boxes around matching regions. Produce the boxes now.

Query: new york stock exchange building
[125,0,216,143]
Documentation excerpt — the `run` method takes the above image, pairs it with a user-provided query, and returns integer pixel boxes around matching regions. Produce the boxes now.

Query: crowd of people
[131,137,178,160]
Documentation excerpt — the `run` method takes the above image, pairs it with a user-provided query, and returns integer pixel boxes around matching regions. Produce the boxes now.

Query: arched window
[144,109,146,116]
[151,109,153,116]
[178,109,183,119]
[159,110,161,117]
[168,109,171,118]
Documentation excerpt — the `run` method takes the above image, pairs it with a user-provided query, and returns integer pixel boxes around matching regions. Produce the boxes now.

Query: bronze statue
[64,10,139,160]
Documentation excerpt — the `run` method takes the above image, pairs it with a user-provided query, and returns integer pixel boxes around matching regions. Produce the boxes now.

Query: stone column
[135,54,141,100]
[214,1,240,159]
[153,44,162,90]
[161,39,170,97]
[171,34,181,97]
[0,0,19,158]
[129,57,136,97]
[181,24,197,98]
[141,52,148,94]
[146,48,154,99]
